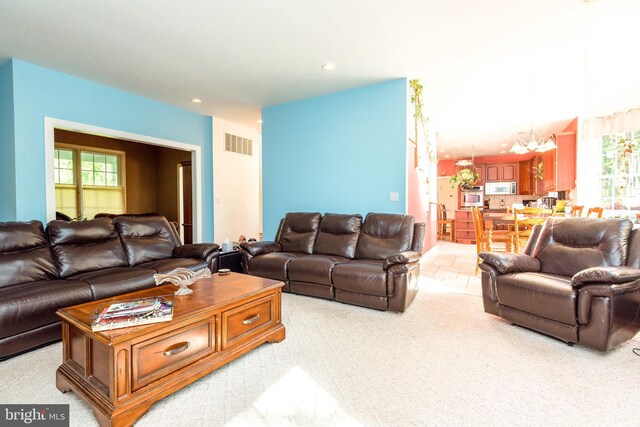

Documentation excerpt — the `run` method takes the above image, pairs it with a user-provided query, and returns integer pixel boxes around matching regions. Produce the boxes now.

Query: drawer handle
[163,341,190,356]
[242,314,260,325]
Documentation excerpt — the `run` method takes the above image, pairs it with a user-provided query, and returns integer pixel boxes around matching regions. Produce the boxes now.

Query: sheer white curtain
[576,108,640,210]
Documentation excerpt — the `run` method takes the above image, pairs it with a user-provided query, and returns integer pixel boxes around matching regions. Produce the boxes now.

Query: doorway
[178,161,193,244]
[44,118,204,242]
[438,177,458,215]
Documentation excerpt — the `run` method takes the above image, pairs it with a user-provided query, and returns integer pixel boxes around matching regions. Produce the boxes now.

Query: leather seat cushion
[332,260,388,297]
[137,258,208,274]
[288,255,350,285]
[69,267,156,300]
[496,272,576,325]
[0,280,93,339]
[248,252,306,281]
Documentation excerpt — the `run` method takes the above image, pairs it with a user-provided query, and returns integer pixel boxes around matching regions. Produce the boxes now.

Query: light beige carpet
[1,284,640,426]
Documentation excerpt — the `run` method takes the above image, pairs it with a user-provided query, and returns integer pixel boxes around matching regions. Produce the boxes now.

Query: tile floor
[419,240,482,296]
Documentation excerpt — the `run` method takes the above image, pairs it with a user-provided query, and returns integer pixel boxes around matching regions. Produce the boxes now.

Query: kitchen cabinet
[473,164,485,185]
[540,132,576,192]
[485,163,517,182]
[518,158,543,195]
[454,210,475,244]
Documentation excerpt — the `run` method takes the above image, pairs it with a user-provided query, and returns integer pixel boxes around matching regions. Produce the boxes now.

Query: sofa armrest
[239,241,281,257]
[572,266,640,287]
[478,252,540,274]
[383,251,422,270]
[173,243,220,260]
[577,279,640,324]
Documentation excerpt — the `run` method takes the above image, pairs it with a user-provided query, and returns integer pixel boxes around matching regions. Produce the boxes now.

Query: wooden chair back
[436,204,455,241]
[571,205,584,217]
[513,208,549,253]
[587,207,604,218]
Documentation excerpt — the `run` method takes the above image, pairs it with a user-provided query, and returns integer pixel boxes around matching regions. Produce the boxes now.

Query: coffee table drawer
[222,295,275,349]
[132,319,214,390]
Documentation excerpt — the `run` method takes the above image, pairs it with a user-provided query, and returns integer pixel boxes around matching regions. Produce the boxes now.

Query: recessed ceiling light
[444,154,450,158]
[503,134,510,138]
[190,98,202,104]
[501,143,507,147]
[439,149,445,152]
[500,150,507,154]
[321,63,337,71]
[257,120,263,124]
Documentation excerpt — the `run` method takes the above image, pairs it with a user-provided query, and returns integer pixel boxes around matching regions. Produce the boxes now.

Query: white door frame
[44,117,203,243]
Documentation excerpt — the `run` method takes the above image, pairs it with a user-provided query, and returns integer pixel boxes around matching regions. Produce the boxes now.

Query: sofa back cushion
[313,213,362,258]
[47,218,128,278]
[355,213,415,260]
[626,227,640,268]
[533,217,633,277]
[277,212,321,254]
[115,215,182,266]
[0,221,58,288]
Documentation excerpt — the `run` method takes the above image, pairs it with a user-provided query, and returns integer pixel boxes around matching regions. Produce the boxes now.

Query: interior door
[180,161,193,244]
[438,177,457,216]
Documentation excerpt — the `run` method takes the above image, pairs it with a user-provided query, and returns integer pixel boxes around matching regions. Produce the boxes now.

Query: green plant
[409,79,435,163]
[449,168,479,190]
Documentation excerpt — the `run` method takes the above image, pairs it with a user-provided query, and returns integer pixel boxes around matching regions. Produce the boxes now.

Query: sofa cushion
[137,258,208,274]
[532,217,633,278]
[0,280,93,339]
[277,212,321,254]
[0,221,58,289]
[626,227,640,268]
[496,272,576,325]
[355,213,414,260]
[312,213,362,259]
[68,267,156,300]
[288,254,350,286]
[332,260,388,297]
[47,218,128,278]
[115,216,182,266]
[247,252,306,281]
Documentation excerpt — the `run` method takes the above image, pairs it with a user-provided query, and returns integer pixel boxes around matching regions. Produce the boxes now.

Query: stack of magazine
[91,295,174,332]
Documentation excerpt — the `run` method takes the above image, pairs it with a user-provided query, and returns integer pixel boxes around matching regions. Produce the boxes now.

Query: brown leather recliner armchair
[479,217,640,351]
[240,212,425,312]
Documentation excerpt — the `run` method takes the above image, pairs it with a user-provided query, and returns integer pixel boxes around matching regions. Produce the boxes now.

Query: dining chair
[587,207,604,218]
[436,204,455,241]
[471,207,513,274]
[513,207,551,253]
[571,205,584,217]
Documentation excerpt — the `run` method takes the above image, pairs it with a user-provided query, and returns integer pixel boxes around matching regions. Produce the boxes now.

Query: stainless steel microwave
[485,181,516,195]
[461,186,484,207]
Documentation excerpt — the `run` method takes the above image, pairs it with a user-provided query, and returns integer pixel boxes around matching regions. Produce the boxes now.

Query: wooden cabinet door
[519,161,532,195]
[473,164,485,185]
[542,150,556,191]
[485,164,500,182]
[555,132,577,191]
[501,163,517,181]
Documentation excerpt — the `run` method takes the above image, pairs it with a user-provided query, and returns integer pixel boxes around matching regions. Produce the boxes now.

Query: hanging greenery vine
[409,79,436,163]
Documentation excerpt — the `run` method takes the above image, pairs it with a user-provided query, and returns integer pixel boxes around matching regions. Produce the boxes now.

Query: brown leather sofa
[479,217,640,351]
[0,215,219,360]
[239,212,425,312]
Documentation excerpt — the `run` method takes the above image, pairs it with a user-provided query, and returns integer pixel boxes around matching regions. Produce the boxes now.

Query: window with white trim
[599,131,640,211]
[54,146,126,220]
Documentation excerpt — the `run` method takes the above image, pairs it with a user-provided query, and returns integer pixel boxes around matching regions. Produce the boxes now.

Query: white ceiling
[1,0,638,158]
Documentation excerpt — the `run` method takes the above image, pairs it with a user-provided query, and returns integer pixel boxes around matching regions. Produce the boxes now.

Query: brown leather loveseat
[479,217,640,351]
[239,212,425,312]
[0,215,219,360]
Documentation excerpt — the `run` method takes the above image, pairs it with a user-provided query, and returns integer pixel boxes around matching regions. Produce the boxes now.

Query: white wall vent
[225,133,253,156]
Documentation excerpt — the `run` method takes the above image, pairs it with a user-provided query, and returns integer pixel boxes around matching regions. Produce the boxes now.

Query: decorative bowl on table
[153,267,211,296]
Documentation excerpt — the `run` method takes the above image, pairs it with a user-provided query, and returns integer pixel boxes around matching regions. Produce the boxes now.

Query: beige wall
[54,129,189,222]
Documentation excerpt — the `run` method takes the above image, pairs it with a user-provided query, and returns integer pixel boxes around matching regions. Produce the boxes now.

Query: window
[599,131,640,211]
[54,145,126,220]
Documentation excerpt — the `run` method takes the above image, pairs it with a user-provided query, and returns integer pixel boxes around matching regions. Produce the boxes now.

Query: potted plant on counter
[449,168,480,190]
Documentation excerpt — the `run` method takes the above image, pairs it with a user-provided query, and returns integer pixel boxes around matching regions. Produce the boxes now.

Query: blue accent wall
[261,79,407,240]
[0,60,16,220]
[5,59,213,240]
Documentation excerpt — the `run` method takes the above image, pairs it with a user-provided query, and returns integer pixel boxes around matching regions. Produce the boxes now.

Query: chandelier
[454,146,474,166]
[510,130,557,154]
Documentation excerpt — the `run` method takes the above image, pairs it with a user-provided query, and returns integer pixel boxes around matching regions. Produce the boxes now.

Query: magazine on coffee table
[91,295,174,332]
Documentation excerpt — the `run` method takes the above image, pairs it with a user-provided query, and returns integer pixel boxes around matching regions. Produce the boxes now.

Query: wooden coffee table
[56,273,285,427]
